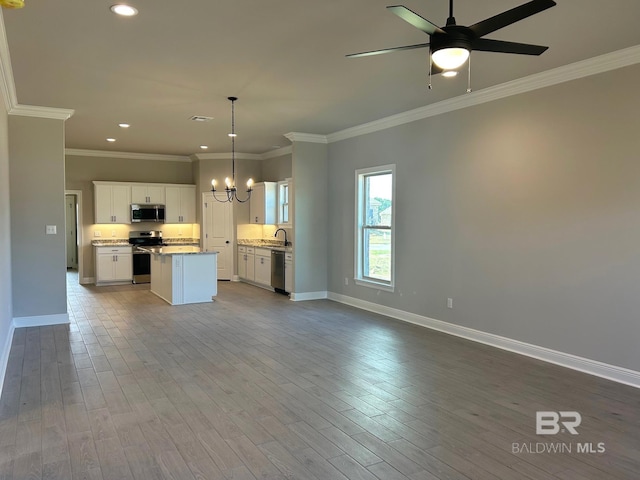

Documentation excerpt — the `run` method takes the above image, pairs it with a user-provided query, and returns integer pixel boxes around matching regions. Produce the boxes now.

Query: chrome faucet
[274,228,290,246]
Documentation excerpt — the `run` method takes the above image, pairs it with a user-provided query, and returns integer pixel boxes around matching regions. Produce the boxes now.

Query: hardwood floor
[1,273,639,479]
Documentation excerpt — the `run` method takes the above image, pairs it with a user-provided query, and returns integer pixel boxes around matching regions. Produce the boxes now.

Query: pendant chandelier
[210,96,253,203]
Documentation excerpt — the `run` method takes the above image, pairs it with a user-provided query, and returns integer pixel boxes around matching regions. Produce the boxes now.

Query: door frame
[65,189,85,283]
[65,194,78,269]
[202,192,235,281]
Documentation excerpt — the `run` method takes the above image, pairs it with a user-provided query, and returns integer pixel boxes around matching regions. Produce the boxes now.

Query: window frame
[354,164,395,291]
[277,178,291,227]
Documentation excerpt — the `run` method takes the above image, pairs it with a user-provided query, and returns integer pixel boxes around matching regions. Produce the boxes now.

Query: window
[355,165,395,290]
[277,178,291,225]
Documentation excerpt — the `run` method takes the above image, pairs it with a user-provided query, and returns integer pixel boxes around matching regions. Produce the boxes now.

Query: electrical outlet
[94,231,102,237]
[344,277,349,285]
[111,231,116,237]
[45,225,57,235]
[447,298,453,309]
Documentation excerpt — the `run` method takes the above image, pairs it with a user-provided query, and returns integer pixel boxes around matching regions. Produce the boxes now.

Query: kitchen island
[142,246,218,305]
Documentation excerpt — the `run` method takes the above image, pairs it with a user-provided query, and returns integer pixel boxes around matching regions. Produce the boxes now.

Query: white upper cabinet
[94,182,131,224]
[131,185,165,204]
[165,185,196,223]
[249,182,277,224]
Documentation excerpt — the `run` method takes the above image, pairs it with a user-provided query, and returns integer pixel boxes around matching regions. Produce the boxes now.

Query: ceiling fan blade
[346,42,430,58]
[469,0,556,38]
[472,38,548,55]
[387,5,446,36]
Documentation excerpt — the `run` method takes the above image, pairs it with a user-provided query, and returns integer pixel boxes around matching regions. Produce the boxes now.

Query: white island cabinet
[149,246,217,305]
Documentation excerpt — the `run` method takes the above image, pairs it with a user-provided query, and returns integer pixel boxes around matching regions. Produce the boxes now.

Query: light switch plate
[46,225,57,235]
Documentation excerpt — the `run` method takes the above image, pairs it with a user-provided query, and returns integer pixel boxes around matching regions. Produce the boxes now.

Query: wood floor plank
[0,273,638,480]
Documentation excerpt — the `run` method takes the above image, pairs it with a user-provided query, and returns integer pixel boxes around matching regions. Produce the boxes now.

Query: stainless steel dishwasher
[271,250,286,294]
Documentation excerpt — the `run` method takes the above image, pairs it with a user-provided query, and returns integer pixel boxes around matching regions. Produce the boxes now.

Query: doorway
[65,194,78,269]
[202,192,234,280]
[65,189,84,283]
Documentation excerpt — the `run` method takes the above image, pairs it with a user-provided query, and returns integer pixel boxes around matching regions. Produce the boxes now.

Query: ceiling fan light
[432,47,469,70]
[110,4,138,16]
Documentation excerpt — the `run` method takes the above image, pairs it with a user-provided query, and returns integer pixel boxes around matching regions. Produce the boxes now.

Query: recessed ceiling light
[442,70,458,78]
[110,4,138,16]
[200,145,208,150]
[106,138,116,142]
[118,123,130,128]
[190,115,213,122]
[228,133,237,137]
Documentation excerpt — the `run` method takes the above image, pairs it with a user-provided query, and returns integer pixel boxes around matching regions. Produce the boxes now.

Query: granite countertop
[138,245,217,256]
[92,238,200,247]
[237,239,292,252]
[92,240,130,247]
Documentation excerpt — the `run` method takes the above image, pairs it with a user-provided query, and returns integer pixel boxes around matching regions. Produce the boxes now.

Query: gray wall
[328,63,640,372]
[0,84,12,383]
[292,142,328,294]
[262,153,292,182]
[10,115,67,319]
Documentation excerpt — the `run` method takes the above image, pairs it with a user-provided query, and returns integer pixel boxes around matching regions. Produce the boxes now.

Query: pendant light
[211,97,253,203]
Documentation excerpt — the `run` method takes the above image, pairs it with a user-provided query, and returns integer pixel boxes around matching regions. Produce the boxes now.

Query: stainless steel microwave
[131,204,165,223]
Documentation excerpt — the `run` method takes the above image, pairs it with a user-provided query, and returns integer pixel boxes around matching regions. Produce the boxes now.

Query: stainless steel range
[128,230,164,284]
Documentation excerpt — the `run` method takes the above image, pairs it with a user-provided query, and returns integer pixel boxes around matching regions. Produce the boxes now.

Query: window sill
[354,278,394,293]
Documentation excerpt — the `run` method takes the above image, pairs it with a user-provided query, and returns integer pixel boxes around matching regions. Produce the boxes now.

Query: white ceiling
[3,0,640,156]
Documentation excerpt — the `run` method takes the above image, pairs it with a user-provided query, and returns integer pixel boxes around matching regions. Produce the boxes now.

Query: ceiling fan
[347,0,556,78]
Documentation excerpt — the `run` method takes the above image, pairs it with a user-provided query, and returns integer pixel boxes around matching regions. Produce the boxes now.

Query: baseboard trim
[81,276,94,285]
[328,292,640,389]
[12,312,70,328]
[0,323,16,399]
[290,291,328,302]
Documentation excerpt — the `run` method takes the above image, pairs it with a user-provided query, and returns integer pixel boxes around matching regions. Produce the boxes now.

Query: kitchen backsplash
[91,223,200,241]
[236,224,292,247]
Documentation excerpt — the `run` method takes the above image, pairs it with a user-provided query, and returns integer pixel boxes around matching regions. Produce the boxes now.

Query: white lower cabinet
[284,252,292,293]
[95,246,132,285]
[237,246,274,288]
[237,246,247,279]
[254,248,271,286]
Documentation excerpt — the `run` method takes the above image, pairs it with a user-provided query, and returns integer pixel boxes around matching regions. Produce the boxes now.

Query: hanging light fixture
[210,97,253,203]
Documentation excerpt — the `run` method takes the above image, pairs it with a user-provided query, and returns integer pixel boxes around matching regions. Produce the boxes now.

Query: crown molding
[284,132,328,144]
[261,145,292,159]
[328,44,640,143]
[0,10,17,112]
[65,148,191,162]
[194,152,263,161]
[10,104,74,120]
